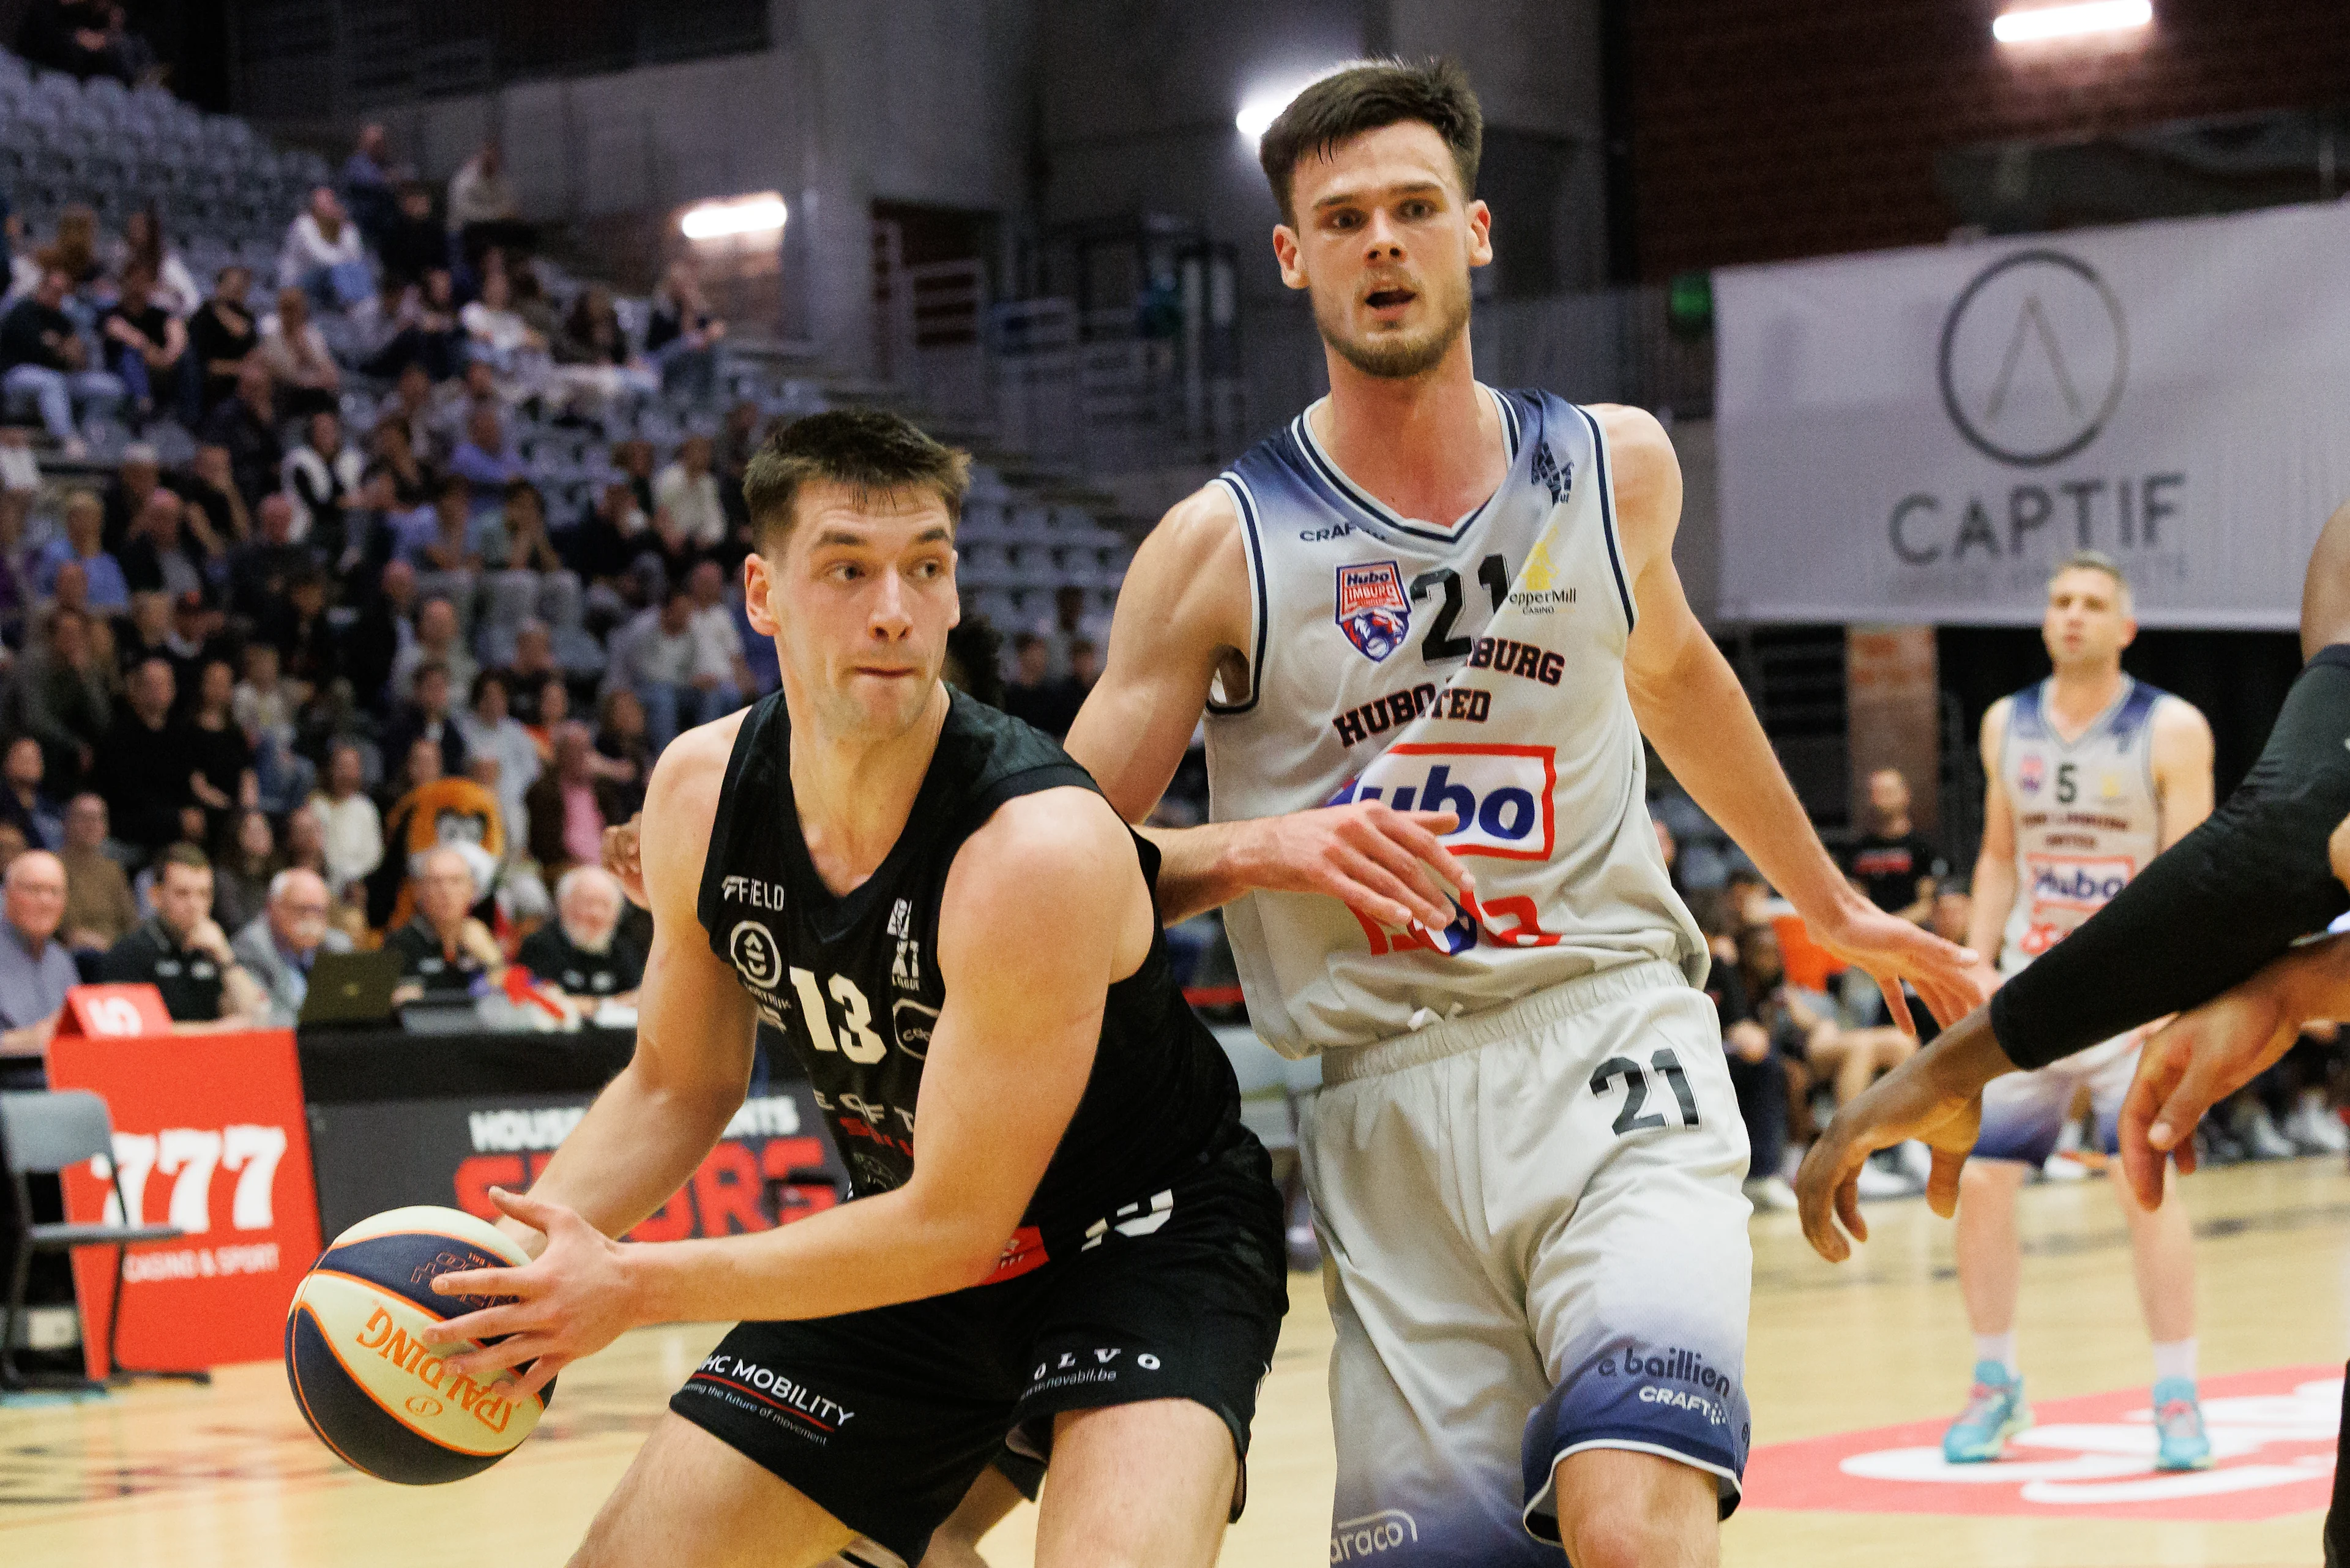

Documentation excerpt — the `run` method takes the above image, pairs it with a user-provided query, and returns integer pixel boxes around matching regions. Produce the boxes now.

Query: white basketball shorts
[1299,959,1753,1567]
[1972,1032,2140,1165]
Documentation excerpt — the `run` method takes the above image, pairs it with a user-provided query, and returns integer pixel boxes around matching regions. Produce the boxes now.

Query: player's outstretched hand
[2119,983,2302,1209]
[1795,1017,2015,1261]
[1241,802,1474,933]
[422,1187,638,1398]
[603,814,647,908]
[1808,898,1989,1037]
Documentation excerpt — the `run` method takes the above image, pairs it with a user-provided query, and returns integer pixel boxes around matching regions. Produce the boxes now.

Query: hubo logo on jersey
[2026,853,2133,910]
[1938,250,2128,469]
[1324,743,1556,861]
[1334,561,1411,662]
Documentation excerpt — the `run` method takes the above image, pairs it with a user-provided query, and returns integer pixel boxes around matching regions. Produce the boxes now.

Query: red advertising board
[45,1024,323,1378]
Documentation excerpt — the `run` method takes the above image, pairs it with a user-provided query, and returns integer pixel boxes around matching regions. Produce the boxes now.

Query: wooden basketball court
[5,1157,2343,1567]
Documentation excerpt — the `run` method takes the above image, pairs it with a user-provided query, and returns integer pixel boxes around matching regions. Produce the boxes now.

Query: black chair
[1,1090,191,1391]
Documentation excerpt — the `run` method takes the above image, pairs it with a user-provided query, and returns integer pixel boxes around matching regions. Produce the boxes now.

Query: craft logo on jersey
[1324,744,1557,861]
[1335,561,1412,662]
[2018,753,2045,796]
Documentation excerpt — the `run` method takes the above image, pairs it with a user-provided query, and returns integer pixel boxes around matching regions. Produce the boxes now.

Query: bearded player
[423,410,1287,1568]
[1060,59,1983,1566]
[1940,551,2214,1470]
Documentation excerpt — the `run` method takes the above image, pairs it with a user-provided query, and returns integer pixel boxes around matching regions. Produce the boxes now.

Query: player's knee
[1553,1454,1716,1568]
[1561,1499,1705,1568]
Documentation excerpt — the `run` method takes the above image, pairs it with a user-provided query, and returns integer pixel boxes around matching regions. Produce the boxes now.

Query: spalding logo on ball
[285,1206,555,1484]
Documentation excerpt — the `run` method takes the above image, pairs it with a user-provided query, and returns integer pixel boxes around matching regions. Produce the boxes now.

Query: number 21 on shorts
[1589,1049,1701,1135]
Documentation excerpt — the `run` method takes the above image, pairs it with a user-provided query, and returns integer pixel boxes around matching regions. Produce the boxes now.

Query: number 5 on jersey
[788,968,889,1064]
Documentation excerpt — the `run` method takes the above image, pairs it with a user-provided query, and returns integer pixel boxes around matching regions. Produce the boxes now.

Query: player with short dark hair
[420,408,1286,1568]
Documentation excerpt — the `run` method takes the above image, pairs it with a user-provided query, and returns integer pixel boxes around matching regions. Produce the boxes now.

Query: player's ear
[1465,198,1493,269]
[742,547,783,637]
[1272,225,1308,291]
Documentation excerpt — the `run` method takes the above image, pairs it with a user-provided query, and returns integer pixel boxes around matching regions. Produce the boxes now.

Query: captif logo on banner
[1937,250,2128,468]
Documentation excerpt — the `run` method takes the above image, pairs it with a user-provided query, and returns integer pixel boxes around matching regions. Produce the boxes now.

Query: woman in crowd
[185,656,256,847]
[211,806,277,933]
[188,264,258,418]
[645,259,724,398]
[592,685,651,819]
[258,286,341,419]
[108,204,201,317]
[369,415,438,510]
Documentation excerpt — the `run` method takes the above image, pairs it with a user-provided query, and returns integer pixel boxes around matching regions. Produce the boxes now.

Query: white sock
[2152,1338,2197,1383]
[1974,1332,2020,1376]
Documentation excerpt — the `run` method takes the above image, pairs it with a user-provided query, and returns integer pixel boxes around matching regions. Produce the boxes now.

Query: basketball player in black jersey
[420,408,1287,1568]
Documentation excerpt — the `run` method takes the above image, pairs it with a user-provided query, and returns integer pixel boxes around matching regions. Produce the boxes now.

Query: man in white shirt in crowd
[619,585,728,753]
[308,742,383,897]
[653,433,727,551]
[231,867,353,1026]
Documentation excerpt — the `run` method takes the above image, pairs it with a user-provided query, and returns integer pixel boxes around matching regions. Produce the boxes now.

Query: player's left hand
[421,1187,638,1397]
[2119,983,2302,1209]
[1807,897,1988,1037]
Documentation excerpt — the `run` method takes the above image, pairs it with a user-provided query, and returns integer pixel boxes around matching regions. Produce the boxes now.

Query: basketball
[283,1206,556,1485]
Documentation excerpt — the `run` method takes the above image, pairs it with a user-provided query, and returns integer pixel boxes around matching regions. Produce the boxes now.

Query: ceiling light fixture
[681,193,788,241]
[1992,0,2152,44]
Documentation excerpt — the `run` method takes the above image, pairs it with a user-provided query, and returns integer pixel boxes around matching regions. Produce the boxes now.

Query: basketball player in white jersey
[1059,59,1984,1566]
[1942,551,2215,1471]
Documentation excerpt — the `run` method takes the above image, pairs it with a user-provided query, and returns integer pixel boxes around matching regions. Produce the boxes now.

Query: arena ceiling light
[1235,66,1347,143]
[680,193,788,241]
[1992,1,2152,44]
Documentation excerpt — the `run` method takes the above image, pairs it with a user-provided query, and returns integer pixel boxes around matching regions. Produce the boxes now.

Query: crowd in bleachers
[0,56,1133,1060]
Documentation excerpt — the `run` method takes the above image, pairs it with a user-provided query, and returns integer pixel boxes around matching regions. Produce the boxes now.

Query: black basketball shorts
[668,1128,1287,1568]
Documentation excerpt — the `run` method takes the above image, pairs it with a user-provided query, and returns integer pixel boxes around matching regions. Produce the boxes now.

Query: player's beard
[1313,270,1472,381]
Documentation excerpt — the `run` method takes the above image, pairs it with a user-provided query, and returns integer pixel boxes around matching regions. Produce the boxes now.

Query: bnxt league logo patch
[1335,561,1411,662]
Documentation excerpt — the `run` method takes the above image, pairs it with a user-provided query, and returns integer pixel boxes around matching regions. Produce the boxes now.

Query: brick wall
[1628,0,2350,277]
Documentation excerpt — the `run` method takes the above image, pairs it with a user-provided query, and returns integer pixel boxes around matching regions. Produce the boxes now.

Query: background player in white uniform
[1945,551,2214,1470]
[1062,59,1982,1567]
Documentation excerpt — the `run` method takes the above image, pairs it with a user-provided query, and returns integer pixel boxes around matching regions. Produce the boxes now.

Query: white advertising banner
[1715,201,2350,629]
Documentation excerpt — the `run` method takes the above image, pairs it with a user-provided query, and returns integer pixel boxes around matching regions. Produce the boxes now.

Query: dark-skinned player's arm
[1063,482,1472,933]
[423,786,1147,1397]
[464,722,758,1266]
[1605,403,1986,1036]
[1795,691,2217,1258]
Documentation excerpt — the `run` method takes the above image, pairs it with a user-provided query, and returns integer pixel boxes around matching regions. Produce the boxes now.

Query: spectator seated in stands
[389,598,476,706]
[0,737,64,852]
[1737,920,1919,1126]
[1,266,123,455]
[654,434,726,553]
[280,187,375,319]
[1002,630,1079,737]
[210,807,277,933]
[58,792,135,955]
[0,849,76,1084]
[378,184,444,297]
[491,479,564,578]
[257,286,341,420]
[524,720,622,877]
[169,441,253,554]
[683,558,752,707]
[646,259,725,399]
[518,864,642,1009]
[447,141,528,266]
[188,264,258,420]
[97,843,265,1026]
[455,669,538,850]
[387,844,504,1005]
[368,410,438,511]
[230,867,351,1027]
[449,401,526,517]
[36,489,128,613]
[593,687,651,818]
[618,584,733,753]
[282,410,363,552]
[458,269,545,392]
[381,660,471,780]
[228,492,312,627]
[88,655,190,859]
[99,266,187,432]
[341,124,395,248]
[7,606,112,799]
[201,359,286,510]
[308,742,382,899]
[365,266,462,384]
[110,206,202,321]
[549,285,655,420]
[185,658,257,845]
[117,487,209,601]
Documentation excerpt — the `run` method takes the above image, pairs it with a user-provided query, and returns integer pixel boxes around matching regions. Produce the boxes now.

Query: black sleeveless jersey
[697,688,1245,1242]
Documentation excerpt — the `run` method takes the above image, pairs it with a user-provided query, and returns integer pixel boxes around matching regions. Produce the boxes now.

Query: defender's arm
[1606,404,1985,1032]
[1064,485,1468,931]
[431,789,1155,1391]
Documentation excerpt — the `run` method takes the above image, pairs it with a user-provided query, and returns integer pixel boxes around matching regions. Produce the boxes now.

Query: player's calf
[1549,1448,1721,1568]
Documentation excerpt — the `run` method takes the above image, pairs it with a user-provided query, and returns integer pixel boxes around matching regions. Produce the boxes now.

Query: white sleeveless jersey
[1203,387,1705,1057]
[1996,676,2168,978]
